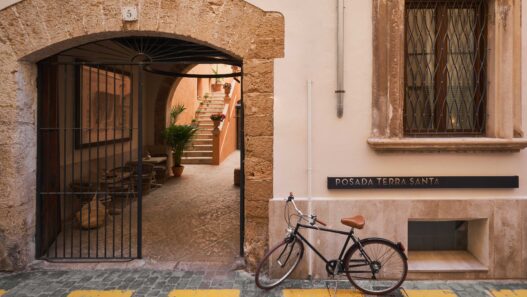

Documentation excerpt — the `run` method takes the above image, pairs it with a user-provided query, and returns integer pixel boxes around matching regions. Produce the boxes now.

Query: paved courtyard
[0,268,526,297]
[141,150,241,264]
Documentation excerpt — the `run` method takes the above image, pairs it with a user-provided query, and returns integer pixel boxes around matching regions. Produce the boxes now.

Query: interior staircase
[181,92,225,165]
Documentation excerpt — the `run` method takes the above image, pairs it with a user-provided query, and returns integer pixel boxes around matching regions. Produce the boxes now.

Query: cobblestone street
[0,267,526,297]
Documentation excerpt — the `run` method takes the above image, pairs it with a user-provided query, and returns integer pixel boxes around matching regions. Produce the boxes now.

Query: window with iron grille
[404,0,487,136]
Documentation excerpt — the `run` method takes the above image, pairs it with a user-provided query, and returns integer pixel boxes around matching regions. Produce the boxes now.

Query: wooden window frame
[404,0,488,136]
[369,0,527,152]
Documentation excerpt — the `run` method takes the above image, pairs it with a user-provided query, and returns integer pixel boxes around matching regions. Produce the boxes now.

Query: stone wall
[0,0,284,271]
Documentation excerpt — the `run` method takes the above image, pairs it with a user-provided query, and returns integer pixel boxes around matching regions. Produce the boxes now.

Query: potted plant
[223,82,232,96]
[162,124,197,177]
[211,65,223,92]
[210,113,226,129]
[170,104,186,125]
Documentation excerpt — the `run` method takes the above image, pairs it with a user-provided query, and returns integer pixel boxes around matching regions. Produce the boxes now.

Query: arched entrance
[36,36,243,261]
[0,0,283,270]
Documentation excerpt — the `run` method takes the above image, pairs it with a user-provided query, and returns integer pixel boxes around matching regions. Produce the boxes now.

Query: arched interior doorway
[36,36,244,263]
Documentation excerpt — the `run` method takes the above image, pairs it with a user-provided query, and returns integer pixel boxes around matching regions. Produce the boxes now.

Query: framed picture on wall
[75,65,132,148]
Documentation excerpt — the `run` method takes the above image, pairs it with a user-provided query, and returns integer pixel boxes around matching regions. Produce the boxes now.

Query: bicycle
[254,193,408,295]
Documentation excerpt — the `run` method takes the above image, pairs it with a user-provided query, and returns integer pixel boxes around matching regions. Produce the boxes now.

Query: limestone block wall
[0,0,284,271]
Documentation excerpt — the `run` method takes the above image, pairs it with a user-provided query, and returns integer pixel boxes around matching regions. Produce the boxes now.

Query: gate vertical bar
[137,65,143,259]
[71,64,76,258]
[54,61,59,259]
[63,64,67,258]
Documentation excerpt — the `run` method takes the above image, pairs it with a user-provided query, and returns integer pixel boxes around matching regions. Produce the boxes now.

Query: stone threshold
[368,137,527,152]
[408,251,488,273]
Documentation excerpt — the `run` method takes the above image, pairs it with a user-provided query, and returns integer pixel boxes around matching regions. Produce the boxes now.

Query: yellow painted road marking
[404,290,457,297]
[283,289,364,297]
[490,290,527,297]
[67,290,134,297]
[168,289,240,297]
[0,289,6,296]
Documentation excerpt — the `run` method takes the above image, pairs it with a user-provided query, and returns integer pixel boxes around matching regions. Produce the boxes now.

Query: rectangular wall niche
[409,221,467,251]
[407,219,489,272]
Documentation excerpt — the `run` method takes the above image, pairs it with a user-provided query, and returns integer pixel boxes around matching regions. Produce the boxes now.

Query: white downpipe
[336,0,345,118]
[307,80,314,278]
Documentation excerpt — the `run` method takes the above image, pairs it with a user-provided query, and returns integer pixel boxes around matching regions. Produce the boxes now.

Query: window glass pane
[446,8,475,130]
[406,8,435,131]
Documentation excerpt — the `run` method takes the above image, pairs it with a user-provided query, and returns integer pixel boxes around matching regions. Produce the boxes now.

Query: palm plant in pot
[163,104,196,177]
[211,65,224,92]
[163,124,197,177]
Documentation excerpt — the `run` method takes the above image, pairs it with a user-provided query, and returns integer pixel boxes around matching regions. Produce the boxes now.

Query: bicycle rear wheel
[343,238,407,295]
[255,237,304,290]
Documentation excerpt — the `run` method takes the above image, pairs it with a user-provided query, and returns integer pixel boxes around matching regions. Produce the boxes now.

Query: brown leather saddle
[340,215,365,229]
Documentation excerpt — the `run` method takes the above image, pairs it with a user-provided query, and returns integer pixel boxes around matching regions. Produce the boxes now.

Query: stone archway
[0,0,283,270]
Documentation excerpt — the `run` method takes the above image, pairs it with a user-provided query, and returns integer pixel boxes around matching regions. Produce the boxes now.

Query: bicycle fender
[352,237,408,260]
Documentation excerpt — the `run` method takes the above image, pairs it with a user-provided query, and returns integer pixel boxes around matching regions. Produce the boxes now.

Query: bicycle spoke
[255,238,304,290]
[345,240,407,295]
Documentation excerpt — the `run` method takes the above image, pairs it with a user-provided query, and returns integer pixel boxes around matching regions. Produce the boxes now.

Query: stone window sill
[367,137,527,152]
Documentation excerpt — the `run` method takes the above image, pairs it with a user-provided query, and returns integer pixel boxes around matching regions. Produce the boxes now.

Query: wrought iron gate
[36,36,242,261]
[37,60,144,260]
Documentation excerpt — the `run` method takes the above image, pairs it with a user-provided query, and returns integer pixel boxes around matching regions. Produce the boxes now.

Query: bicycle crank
[325,260,343,276]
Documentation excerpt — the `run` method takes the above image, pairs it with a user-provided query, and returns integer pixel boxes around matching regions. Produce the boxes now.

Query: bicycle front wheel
[344,238,407,295]
[255,237,304,290]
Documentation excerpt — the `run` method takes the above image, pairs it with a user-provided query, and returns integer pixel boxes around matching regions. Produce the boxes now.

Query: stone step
[198,108,223,115]
[186,144,213,151]
[200,107,224,110]
[183,150,213,157]
[195,134,213,138]
[192,139,212,145]
[196,113,223,118]
[200,105,224,108]
[198,112,223,116]
[181,157,212,165]
[202,97,224,101]
[198,113,223,116]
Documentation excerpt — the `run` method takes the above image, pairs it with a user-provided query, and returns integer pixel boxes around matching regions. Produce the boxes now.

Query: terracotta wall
[167,64,234,126]
[220,81,241,162]
[169,77,199,125]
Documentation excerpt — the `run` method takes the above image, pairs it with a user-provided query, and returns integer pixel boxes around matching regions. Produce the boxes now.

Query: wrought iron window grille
[404,0,487,136]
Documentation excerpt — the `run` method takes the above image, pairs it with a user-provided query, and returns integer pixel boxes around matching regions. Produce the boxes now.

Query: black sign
[327,176,519,189]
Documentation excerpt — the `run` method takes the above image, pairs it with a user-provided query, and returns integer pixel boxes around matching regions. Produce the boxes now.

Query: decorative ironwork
[404,0,487,136]
[58,36,241,66]
[38,61,142,260]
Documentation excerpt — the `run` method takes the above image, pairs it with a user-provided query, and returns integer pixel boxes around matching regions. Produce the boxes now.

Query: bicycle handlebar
[315,218,327,226]
[287,192,326,227]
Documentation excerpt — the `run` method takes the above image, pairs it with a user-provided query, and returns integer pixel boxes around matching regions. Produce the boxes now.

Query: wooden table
[142,156,168,184]
[142,156,167,165]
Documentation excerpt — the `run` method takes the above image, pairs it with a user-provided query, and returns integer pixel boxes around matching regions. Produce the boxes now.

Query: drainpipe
[336,0,345,118]
[307,80,314,278]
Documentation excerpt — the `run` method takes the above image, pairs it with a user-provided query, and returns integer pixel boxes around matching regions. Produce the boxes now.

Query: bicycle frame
[290,222,374,275]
